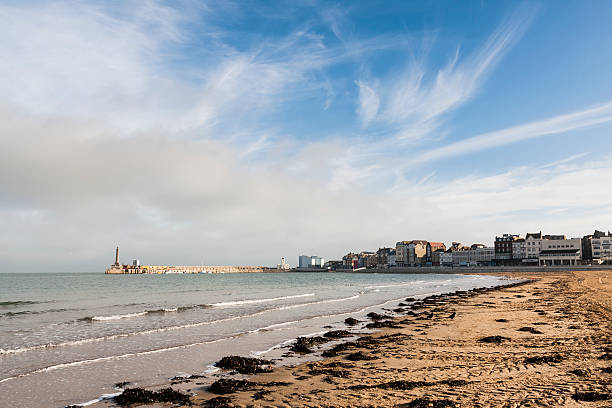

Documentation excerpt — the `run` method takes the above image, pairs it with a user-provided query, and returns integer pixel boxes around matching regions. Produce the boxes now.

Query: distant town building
[495,234,519,265]
[323,260,343,270]
[277,257,291,270]
[539,237,582,266]
[525,232,543,263]
[425,242,446,265]
[474,246,495,265]
[445,245,495,267]
[342,252,359,268]
[395,240,428,266]
[395,241,410,266]
[357,251,377,268]
[582,230,612,264]
[376,247,394,268]
[440,250,453,267]
[388,250,396,267]
[408,240,428,266]
[298,255,324,269]
[512,239,526,261]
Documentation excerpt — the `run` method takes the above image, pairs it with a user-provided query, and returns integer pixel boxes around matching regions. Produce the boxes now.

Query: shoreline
[98,270,611,407]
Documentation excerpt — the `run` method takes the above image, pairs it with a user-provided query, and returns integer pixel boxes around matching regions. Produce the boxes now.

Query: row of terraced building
[337,229,611,269]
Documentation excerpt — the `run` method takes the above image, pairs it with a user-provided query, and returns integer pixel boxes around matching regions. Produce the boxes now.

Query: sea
[0,271,513,407]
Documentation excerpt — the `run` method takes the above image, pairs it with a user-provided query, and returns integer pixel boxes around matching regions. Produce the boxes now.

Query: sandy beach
[106,270,612,407]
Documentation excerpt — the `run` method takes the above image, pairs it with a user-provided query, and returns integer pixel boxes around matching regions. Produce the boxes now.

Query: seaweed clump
[323,330,351,338]
[518,326,543,334]
[345,351,377,361]
[209,379,254,395]
[215,356,273,374]
[206,396,234,407]
[478,335,510,344]
[399,398,458,408]
[571,391,611,402]
[524,354,564,364]
[569,368,591,377]
[322,341,355,357]
[365,320,402,329]
[367,312,392,321]
[113,387,190,406]
[290,336,329,353]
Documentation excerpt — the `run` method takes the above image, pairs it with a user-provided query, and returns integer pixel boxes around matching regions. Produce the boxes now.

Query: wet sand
[108,270,612,407]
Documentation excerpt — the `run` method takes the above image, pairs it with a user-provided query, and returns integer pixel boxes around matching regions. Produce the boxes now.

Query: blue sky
[1,1,611,271]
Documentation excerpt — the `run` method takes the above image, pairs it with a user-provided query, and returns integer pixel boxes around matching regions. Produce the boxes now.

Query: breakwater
[105,265,281,274]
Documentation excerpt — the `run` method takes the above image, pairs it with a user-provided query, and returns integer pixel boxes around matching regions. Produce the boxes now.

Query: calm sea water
[0,272,511,407]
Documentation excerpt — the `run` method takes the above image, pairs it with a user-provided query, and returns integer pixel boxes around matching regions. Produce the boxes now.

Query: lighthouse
[115,246,120,266]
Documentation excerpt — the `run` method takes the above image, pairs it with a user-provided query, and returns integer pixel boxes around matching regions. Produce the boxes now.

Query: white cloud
[0,1,610,272]
[357,4,536,141]
[355,81,380,126]
[413,101,612,165]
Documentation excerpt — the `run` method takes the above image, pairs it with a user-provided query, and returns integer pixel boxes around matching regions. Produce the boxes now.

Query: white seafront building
[539,237,582,266]
[298,255,324,269]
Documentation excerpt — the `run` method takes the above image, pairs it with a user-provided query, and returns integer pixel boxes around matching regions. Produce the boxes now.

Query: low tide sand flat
[109,270,612,408]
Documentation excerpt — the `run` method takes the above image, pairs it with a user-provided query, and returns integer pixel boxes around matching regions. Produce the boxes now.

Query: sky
[1,1,612,272]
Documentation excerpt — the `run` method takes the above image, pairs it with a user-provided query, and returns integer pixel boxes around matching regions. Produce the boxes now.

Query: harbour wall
[105,265,283,274]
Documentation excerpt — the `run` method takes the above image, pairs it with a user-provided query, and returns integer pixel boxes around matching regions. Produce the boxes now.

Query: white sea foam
[70,392,122,407]
[250,338,296,356]
[90,312,148,321]
[211,293,315,307]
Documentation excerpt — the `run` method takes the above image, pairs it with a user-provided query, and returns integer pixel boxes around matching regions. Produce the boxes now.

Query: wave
[74,293,316,323]
[0,293,402,383]
[0,308,360,384]
[1,308,72,318]
[0,300,49,308]
[79,312,148,322]
[0,294,358,355]
[1,286,486,382]
[0,335,239,384]
[78,304,213,322]
[211,293,315,307]
[146,304,212,314]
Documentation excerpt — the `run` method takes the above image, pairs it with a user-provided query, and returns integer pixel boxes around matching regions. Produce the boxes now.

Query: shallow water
[0,271,510,407]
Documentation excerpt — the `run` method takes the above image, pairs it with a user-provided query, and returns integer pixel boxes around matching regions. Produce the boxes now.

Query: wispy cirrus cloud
[355,4,537,141]
[413,100,612,165]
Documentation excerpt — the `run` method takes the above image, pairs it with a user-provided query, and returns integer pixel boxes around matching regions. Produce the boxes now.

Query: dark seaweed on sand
[524,354,564,364]
[290,336,330,353]
[399,398,458,408]
[215,356,273,374]
[572,391,611,401]
[478,335,510,344]
[209,379,255,394]
[206,396,234,407]
[367,312,392,321]
[345,351,377,361]
[517,326,543,334]
[365,319,402,329]
[323,330,351,338]
[113,387,190,406]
